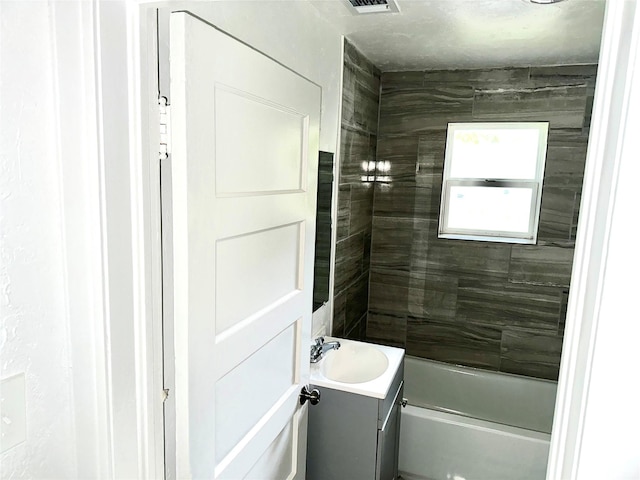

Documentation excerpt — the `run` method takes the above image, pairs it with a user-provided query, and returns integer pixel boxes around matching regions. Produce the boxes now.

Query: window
[438,122,549,244]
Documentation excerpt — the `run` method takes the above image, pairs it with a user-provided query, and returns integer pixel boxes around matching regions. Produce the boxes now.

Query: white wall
[0,2,77,477]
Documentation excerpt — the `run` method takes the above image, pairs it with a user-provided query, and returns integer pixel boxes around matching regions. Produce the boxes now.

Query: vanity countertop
[309,336,404,399]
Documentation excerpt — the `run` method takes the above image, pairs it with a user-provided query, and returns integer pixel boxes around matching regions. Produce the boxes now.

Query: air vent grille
[348,0,389,6]
[343,0,400,14]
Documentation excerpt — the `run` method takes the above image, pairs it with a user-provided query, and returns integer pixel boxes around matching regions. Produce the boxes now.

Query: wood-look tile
[346,274,370,332]
[345,313,367,342]
[334,232,364,294]
[351,181,374,204]
[500,330,563,380]
[340,127,373,184]
[343,54,380,97]
[406,317,502,370]
[558,289,569,335]
[314,193,332,307]
[472,85,588,128]
[349,183,374,235]
[365,64,596,380]
[334,39,379,344]
[336,184,351,241]
[509,245,574,288]
[344,39,380,79]
[369,267,410,289]
[376,135,419,182]
[457,279,561,331]
[342,65,380,133]
[380,71,424,88]
[417,131,447,170]
[412,184,442,219]
[379,85,474,135]
[318,151,334,185]
[423,67,530,86]
[369,280,410,316]
[426,239,511,279]
[358,312,367,340]
[544,143,589,189]
[407,273,458,321]
[342,41,380,134]
[363,229,372,267]
[373,182,418,218]
[546,127,590,147]
[370,216,414,272]
[408,219,439,275]
[316,186,332,219]
[313,258,330,311]
[332,290,346,337]
[528,65,598,87]
[538,187,579,244]
[570,193,581,242]
[583,90,595,132]
[366,311,407,348]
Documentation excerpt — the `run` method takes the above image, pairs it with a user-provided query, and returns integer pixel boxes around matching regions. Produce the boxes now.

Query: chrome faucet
[310,337,340,363]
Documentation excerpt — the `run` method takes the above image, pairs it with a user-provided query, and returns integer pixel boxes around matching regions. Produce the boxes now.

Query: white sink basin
[321,341,389,384]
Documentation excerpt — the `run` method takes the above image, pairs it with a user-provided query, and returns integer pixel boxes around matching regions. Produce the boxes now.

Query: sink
[321,341,389,384]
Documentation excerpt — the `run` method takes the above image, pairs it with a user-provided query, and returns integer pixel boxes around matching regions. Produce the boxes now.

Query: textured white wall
[0,1,77,478]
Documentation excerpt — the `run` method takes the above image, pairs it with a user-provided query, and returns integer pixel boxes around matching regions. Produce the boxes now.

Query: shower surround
[332,40,380,340]
[332,38,596,381]
[367,65,596,381]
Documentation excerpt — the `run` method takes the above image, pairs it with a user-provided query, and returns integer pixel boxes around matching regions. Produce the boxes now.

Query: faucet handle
[314,336,325,346]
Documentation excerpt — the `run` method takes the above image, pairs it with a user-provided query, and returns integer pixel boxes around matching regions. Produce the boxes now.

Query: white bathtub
[399,356,557,480]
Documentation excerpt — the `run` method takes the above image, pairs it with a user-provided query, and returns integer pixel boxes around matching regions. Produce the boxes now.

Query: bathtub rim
[404,354,558,386]
[403,354,558,434]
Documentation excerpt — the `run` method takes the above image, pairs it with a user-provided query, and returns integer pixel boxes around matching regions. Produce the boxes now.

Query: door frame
[62,0,638,478]
[546,0,640,478]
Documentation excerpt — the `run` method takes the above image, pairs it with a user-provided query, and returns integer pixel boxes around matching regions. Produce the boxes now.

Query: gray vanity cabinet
[306,363,404,480]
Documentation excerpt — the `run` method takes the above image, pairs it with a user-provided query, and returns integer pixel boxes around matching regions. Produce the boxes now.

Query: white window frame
[438,122,549,244]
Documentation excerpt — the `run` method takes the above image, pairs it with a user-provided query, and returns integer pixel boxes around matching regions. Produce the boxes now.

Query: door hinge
[162,388,170,403]
[159,96,171,160]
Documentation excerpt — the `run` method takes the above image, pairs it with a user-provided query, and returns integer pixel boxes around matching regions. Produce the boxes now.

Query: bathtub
[399,356,557,480]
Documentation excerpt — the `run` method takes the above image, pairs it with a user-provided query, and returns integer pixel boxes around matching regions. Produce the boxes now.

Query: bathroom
[1,1,639,479]
[313,1,598,479]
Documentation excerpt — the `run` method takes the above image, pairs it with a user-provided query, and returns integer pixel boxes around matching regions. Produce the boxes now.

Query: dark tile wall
[332,40,380,340]
[313,151,334,311]
[367,65,597,381]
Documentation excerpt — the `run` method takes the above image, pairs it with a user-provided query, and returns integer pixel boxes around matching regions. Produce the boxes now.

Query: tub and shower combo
[399,356,557,480]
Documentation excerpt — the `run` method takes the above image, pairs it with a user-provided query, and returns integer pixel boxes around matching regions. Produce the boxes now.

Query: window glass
[446,186,533,234]
[449,128,540,180]
[438,122,549,244]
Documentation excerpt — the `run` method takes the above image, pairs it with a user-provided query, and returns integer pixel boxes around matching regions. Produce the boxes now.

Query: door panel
[215,222,303,334]
[214,86,307,195]
[169,11,320,480]
[215,325,296,463]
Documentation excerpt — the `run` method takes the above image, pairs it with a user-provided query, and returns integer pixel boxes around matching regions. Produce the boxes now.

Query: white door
[168,11,320,480]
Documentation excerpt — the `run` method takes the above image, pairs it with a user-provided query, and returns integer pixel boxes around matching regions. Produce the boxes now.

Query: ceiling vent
[342,0,401,15]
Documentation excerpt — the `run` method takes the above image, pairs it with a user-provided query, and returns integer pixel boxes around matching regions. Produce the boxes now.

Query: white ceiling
[308,0,606,71]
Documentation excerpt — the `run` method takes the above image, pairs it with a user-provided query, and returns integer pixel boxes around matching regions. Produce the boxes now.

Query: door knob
[299,385,321,406]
